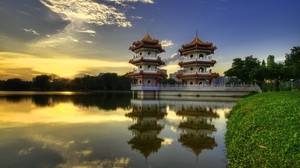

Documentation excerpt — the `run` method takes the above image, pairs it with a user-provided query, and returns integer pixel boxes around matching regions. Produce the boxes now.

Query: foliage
[225,46,300,91]
[226,92,300,168]
[224,56,260,82]
[285,46,300,79]
[0,73,131,91]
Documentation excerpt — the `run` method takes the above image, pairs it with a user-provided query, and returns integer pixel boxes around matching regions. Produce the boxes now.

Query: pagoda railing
[180,57,214,63]
[131,56,160,61]
[131,83,261,92]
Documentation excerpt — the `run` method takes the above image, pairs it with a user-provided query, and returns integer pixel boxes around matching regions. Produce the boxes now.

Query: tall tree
[285,46,300,79]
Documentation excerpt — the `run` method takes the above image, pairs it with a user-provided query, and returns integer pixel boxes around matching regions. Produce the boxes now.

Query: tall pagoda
[127,34,167,86]
[176,34,219,85]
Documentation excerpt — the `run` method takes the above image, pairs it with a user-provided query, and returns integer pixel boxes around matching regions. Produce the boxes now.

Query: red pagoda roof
[126,70,168,78]
[178,59,216,67]
[129,57,165,65]
[129,34,165,53]
[178,35,216,55]
[176,73,219,79]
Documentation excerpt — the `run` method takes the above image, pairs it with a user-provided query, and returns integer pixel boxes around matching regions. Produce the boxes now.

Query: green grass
[226,91,300,168]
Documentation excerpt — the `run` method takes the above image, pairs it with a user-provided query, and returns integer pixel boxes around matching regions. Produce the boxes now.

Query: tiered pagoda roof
[126,70,168,78]
[129,56,165,65]
[176,72,219,79]
[178,35,216,55]
[178,59,216,67]
[129,34,165,53]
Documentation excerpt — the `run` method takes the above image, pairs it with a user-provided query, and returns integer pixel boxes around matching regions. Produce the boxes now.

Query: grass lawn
[226,91,300,167]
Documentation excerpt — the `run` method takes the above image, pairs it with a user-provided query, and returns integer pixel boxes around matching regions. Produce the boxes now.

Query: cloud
[131,16,143,20]
[39,0,132,27]
[23,28,40,35]
[107,0,154,5]
[84,40,93,44]
[18,147,35,156]
[163,53,180,65]
[161,39,174,47]
[77,29,96,36]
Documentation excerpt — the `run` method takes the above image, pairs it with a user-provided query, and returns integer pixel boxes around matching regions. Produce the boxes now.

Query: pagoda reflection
[126,99,167,158]
[173,102,219,157]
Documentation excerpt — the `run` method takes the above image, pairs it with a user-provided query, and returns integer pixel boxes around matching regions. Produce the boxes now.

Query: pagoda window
[190,81,193,85]
[199,54,204,59]
[148,65,151,69]
[199,67,204,72]
[190,54,193,59]
[199,82,203,85]
[139,80,142,84]
[139,65,142,69]
[139,52,142,55]
[148,52,151,55]
[147,80,151,85]
[190,67,193,71]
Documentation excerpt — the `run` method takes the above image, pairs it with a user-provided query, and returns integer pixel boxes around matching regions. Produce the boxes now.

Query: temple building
[176,34,219,85]
[127,33,261,99]
[127,34,167,87]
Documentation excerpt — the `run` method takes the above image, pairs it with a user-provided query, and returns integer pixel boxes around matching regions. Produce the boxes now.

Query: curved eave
[176,73,219,79]
[178,60,216,67]
[127,71,168,78]
[129,44,165,53]
[178,46,216,55]
[129,58,165,65]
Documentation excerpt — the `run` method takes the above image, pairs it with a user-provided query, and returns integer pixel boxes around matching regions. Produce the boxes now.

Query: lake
[0,92,236,168]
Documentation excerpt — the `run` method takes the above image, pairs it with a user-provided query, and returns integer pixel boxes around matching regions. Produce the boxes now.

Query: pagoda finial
[196,30,198,37]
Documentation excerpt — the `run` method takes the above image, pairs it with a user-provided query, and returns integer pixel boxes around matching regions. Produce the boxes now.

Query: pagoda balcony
[127,69,167,77]
[129,56,165,65]
[178,58,216,67]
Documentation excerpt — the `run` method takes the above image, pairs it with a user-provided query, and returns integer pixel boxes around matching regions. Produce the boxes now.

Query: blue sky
[0,0,299,79]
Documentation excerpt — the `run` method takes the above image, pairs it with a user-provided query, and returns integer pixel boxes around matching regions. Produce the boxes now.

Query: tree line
[0,73,131,91]
[224,46,300,91]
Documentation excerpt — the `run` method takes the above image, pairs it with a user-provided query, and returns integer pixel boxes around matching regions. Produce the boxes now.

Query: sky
[0,0,300,80]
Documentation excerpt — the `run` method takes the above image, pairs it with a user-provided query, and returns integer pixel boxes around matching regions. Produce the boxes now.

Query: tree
[1,78,31,91]
[285,46,300,79]
[32,75,52,91]
[224,56,260,82]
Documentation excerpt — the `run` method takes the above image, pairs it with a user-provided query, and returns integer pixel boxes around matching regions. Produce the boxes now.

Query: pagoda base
[131,84,261,99]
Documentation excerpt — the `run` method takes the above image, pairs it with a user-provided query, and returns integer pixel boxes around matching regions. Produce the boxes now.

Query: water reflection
[126,100,167,158]
[173,102,219,157]
[0,92,236,168]
[1,92,131,110]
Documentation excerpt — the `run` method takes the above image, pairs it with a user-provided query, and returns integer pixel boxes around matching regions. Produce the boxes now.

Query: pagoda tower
[177,33,219,85]
[127,34,167,87]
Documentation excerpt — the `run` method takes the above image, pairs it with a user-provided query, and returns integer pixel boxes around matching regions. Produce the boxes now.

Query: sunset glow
[0,0,299,79]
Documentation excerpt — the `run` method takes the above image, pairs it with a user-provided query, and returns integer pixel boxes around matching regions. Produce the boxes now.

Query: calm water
[0,92,236,168]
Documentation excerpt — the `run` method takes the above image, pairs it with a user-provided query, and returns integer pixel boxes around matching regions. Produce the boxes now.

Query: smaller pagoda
[127,34,167,87]
[177,33,219,85]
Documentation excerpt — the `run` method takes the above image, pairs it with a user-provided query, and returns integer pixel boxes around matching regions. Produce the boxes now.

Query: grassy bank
[226,92,300,167]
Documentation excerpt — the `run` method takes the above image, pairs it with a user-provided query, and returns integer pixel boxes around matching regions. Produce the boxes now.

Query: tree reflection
[126,100,167,158]
[0,92,131,110]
